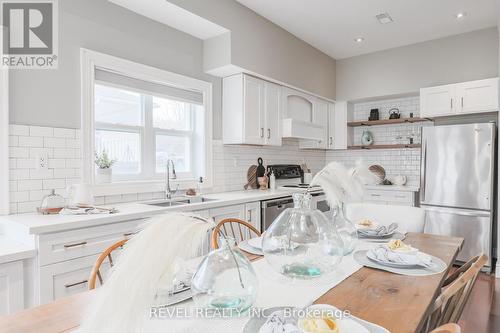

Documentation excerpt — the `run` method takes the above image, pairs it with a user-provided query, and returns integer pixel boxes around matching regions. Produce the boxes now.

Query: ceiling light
[354,37,364,43]
[376,13,393,24]
[455,12,467,19]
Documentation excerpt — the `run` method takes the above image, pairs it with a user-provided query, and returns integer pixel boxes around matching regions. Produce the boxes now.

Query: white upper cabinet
[420,84,456,117]
[242,75,265,145]
[421,78,499,118]
[223,74,282,146]
[457,78,499,114]
[313,99,329,149]
[332,101,348,150]
[264,81,282,146]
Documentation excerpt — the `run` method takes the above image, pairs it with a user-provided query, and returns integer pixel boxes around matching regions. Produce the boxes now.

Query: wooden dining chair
[88,239,128,290]
[211,218,261,249]
[429,323,461,333]
[423,254,487,332]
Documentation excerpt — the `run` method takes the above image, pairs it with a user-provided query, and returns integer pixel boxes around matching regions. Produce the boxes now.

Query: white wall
[336,28,499,101]
[9,0,223,136]
[168,0,337,99]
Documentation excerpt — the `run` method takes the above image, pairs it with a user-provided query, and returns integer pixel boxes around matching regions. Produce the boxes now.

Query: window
[0,66,8,214]
[82,49,212,194]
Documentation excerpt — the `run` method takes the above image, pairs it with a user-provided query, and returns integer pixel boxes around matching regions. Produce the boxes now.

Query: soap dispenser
[269,171,276,190]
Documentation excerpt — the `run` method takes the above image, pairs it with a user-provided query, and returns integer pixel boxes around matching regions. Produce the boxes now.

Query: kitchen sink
[144,196,218,207]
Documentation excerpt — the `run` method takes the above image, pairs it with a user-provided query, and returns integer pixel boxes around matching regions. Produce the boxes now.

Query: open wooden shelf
[348,144,422,150]
[347,117,430,127]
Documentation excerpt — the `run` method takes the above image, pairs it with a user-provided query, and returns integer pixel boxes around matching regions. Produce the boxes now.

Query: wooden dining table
[0,233,463,333]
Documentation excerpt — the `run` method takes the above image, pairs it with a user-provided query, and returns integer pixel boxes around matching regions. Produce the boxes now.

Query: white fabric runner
[142,253,363,333]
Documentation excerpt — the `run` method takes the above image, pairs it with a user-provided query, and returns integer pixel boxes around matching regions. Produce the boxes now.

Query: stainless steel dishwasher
[261,196,295,231]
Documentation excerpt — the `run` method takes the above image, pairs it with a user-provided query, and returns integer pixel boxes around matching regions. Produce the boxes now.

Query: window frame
[0,62,8,215]
[81,49,213,196]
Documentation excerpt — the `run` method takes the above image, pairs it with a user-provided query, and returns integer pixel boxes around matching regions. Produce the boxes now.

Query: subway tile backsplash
[9,125,82,214]
[8,96,424,214]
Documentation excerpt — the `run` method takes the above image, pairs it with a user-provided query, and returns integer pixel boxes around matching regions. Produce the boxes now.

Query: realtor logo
[1,0,58,69]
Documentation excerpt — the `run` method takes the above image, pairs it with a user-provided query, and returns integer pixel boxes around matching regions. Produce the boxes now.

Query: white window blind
[95,68,203,105]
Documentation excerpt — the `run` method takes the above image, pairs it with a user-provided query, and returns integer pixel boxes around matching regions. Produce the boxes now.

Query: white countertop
[0,235,36,265]
[0,189,300,235]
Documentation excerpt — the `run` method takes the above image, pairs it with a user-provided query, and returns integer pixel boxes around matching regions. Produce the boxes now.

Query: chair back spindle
[211,218,261,249]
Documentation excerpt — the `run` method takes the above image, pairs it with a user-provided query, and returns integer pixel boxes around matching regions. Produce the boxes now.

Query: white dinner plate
[238,239,264,255]
[243,305,389,333]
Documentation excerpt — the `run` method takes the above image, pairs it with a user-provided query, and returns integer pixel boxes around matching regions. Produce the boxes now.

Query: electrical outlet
[37,153,48,170]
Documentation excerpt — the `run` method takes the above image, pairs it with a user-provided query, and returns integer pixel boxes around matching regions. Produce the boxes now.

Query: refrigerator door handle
[420,136,427,203]
[423,205,491,217]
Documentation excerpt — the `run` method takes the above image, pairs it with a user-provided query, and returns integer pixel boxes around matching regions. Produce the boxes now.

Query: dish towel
[369,246,432,266]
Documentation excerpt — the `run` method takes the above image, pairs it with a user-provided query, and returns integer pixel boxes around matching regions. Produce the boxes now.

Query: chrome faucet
[165,159,178,200]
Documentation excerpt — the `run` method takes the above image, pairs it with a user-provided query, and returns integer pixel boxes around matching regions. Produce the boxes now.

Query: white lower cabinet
[208,202,261,245]
[245,202,261,233]
[37,219,147,266]
[0,261,24,315]
[209,204,246,224]
[31,203,263,305]
[39,253,115,304]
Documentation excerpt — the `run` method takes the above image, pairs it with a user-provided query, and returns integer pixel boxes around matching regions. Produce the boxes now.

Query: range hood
[281,118,325,140]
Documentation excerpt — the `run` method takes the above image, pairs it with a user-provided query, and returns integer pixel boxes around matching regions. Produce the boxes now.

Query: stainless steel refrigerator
[421,123,495,268]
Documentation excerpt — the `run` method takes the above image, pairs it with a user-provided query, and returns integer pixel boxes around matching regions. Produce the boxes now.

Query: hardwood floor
[458,272,500,333]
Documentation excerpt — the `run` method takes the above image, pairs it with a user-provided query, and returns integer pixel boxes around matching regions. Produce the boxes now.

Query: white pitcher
[66,184,94,207]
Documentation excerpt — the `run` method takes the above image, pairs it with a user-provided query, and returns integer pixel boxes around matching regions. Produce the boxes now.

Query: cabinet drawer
[364,190,389,202]
[364,190,414,205]
[38,219,148,266]
[390,191,413,203]
[39,254,116,304]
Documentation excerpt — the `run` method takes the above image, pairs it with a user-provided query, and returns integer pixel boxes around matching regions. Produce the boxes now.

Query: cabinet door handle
[267,129,271,139]
[260,128,264,138]
[65,280,88,288]
[63,241,87,249]
[329,137,333,146]
[461,97,464,108]
[123,232,138,238]
[450,98,453,109]
[248,210,252,222]
[370,194,382,197]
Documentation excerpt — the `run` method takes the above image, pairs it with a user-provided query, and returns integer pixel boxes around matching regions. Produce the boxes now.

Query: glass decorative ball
[262,193,344,279]
[191,238,258,314]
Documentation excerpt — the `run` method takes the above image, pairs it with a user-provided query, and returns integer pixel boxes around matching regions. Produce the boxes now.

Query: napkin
[259,311,302,333]
[369,246,432,267]
[357,223,398,237]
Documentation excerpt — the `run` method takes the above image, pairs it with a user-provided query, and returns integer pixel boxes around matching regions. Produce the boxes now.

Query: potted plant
[94,151,116,184]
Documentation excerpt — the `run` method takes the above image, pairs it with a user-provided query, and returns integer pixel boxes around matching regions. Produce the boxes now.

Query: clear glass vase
[191,238,258,315]
[262,193,344,279]
[332,203,358,255]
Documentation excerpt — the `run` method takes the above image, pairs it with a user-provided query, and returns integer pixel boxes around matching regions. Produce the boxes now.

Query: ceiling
[235,0,498,59]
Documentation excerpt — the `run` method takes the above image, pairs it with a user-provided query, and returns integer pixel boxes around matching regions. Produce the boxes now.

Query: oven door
[312,193,332,218]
